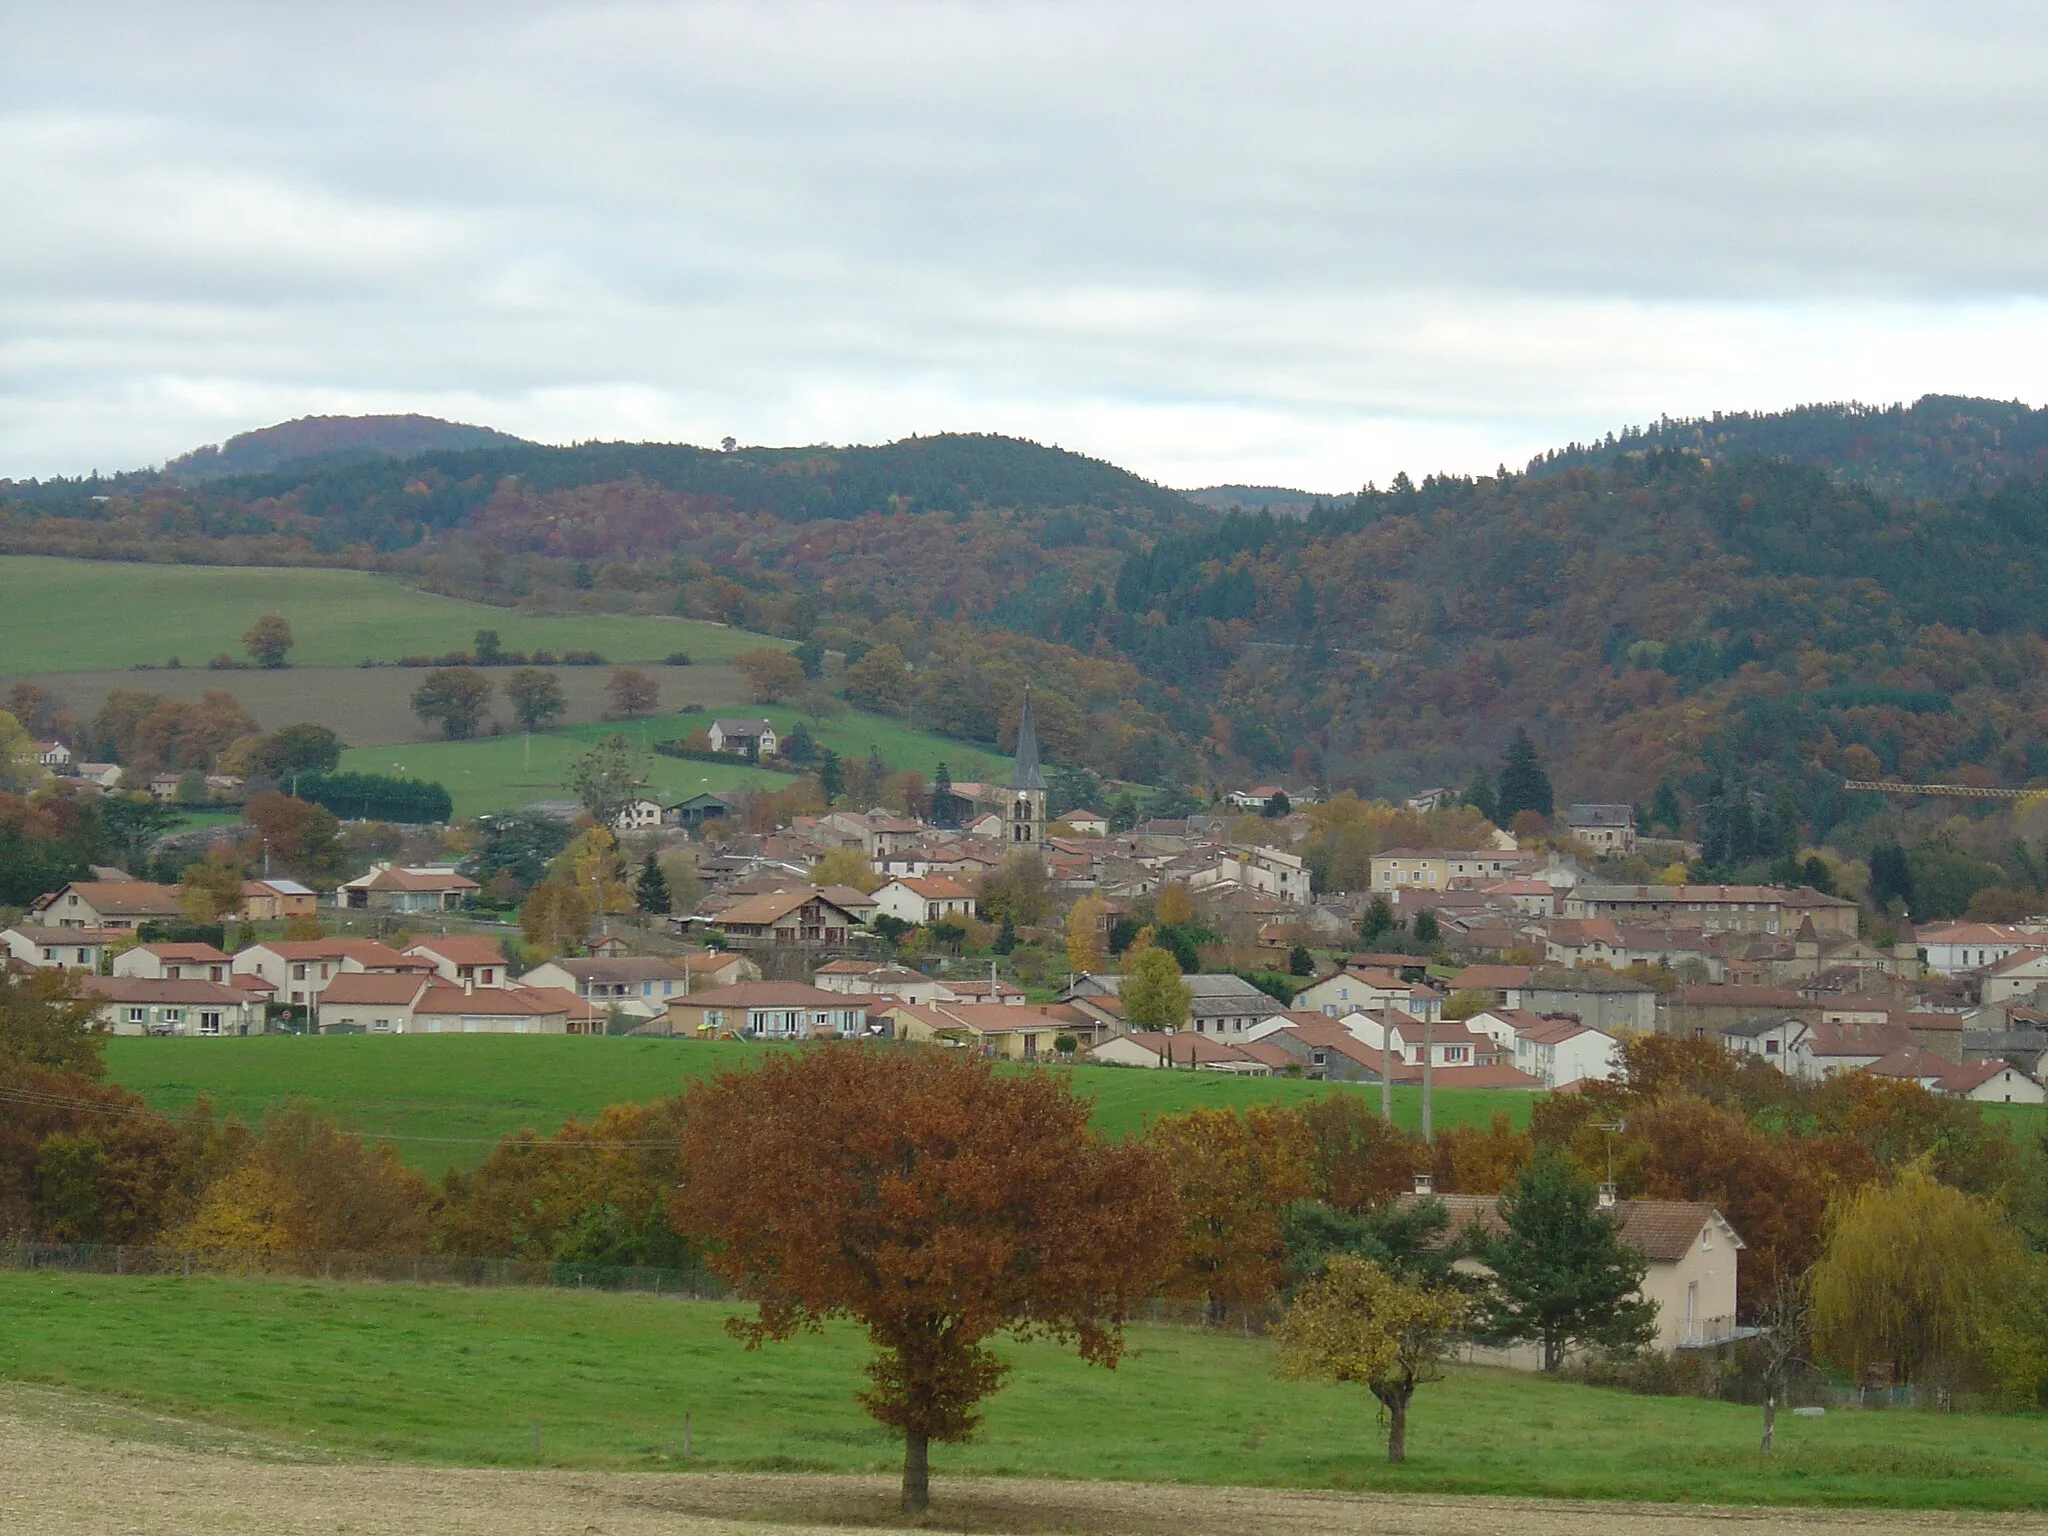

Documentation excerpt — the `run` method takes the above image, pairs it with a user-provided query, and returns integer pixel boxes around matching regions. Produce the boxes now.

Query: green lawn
[0,555,769,672]
[339,704,1008,817]
[2,1271,2043,1507]
[104,1036,1528,1173]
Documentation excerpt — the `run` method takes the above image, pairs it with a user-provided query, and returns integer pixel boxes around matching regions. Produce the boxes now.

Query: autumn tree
[1478,1151,1658,1370]
[669,1046,1175,1515]
[810,845,883,893]
[734,647,805,703]
[0,709,43,793]
[520,876,594,954]
[843,642,910,709]
[568,735,649,828]
[1274,1255,1469,1462]
[172,1103,433,1255]
[1065,892,1109,975]
[241,613,294,669]
[1809,1164,2022,1389]
[1120,944,1190,1031]
[1298,1094,1426,1213]
[0,967,106,1079]
[606,666,660,718]
[177,848,245,922]
[504,668,567,731]
[410,666,494,739]
[979,849,1051,926]
[248,722,343,777]
[240,791,348,883]
[1154,882,1195,927]
[1150,1106,1310,1320]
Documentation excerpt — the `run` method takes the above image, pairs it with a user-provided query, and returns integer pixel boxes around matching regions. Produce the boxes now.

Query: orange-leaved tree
[1150,1105,1311,1321]
[669,1046,1175,1515]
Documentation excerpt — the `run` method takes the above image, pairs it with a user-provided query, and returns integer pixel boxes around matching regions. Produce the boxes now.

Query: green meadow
[0,555,767,672]
[2,1271,2043,1507]
[103,1035,1531,1172]
[337,702,1005,817]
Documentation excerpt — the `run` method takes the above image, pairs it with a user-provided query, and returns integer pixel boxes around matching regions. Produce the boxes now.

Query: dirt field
[5,1384,2044,1536]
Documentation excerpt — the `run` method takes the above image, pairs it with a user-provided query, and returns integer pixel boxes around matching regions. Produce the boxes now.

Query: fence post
[532,1421,542,1462]
[684,1410,691,1461]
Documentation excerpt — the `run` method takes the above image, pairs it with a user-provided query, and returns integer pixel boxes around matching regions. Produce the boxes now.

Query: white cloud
[2,1,2046,485]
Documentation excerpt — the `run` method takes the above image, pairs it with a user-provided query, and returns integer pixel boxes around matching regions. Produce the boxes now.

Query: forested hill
[165,414,532,482]
[1534,394,2048,501]
[12,409,2048,829]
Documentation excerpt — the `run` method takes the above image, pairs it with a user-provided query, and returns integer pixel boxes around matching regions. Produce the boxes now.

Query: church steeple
[1006,689,1047,845]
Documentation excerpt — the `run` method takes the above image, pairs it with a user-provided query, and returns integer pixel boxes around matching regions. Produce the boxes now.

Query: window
[126,1006,147,1025]
[41,949,55,961]
[162,1009,183,1024]
[292,964,308,980]
[76,949,91,964]
[199,1011,221,1036]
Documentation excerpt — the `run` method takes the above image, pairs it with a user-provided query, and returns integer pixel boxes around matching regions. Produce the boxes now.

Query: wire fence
[1,1239,730,1296]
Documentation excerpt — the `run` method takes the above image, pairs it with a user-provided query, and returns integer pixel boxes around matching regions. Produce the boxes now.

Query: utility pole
[1379,1011,1392,1121]
[1421,1010,1435,1144]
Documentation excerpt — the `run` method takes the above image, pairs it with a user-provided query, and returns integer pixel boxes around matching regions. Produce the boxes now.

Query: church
[1005,689,1047,846]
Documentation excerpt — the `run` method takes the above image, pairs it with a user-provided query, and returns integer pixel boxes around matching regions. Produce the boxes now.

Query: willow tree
[1809,1164,2020,1389]
[670,1047,1174,1515]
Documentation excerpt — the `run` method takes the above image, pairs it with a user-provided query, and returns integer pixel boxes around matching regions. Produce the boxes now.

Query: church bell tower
[1007,689,1048,846]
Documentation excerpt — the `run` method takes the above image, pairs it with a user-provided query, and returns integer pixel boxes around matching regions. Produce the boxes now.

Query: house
[1248,1016,1387,1081]
[1370,849,1533,893]
[113,943,233,984]
[1187,844,1310,906]
[1058,809,1110,836]
[1661,984,1816,1040]
[314,975,579,1035]
[1521,969,1658,1034]
[1418,1187,1744,1359]
[146,773,183,802]
[1447,965,1533,1009]
[72,762,124,789]
[1061,971,1281,1040]
[714,888,865,946]
[1292,966,1444,1023]
[872,875,977,926]
[36,740,73,771]
[1924,1058,2047,1104]
[1787,1019,1918,1080]
[1565,803,1637,854]
[1979,948,2048,1003]
[1718,1012,1809,1070]
[811,959,953,1003]
[664,981,866,1039]
[337,864,479,912]
[78,976,262,1037]
[232,938,428,1010]
[519,953,760,1020]
[1404,787,1456,813]
[612,797,664,833]
[1512,1018,1621,1089]
[237,878,318,921]
[1087,1031,1275,1073]
[0,924,125,971]
[403,935,513,989]
[1565,884,1858,937]
[665,791,737,826]
[706,718,779,757]
[880,1000,1089,1061]
[29,880,183,931]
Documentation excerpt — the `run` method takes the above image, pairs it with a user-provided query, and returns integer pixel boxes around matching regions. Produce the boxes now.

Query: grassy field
[0,555,772,672]
[103,1036,1532,1172]
[2,1271,2043,1507]
[17,661,760,749]
[337,703,1007,817]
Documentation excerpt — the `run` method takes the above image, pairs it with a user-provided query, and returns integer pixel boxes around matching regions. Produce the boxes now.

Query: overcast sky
[6,2,2048,490]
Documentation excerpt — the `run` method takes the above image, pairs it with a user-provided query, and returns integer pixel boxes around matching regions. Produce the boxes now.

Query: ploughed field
[103,1035,1536,1172]
[4,1273,2048,1516]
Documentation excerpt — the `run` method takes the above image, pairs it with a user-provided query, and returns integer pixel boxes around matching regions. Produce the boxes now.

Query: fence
[1,1239,729,1297]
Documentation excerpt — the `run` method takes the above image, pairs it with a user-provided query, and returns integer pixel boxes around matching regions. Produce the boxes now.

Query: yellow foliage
[810,845,883,893]
[1065,893,1108,976]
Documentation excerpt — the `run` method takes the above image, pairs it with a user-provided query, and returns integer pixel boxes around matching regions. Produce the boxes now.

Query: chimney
[1597,1181,1618,1209]
[1412,1172,1434,1196]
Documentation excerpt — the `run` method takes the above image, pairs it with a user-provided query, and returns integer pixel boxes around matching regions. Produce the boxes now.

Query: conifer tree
[635,853,671,915]
[1495,728,1554,822]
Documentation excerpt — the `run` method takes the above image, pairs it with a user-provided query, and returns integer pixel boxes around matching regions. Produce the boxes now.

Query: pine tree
[1650,779,1683,833]
[818,747,844,804]
[636,853,671,915]
[1495,728,1553,822]
[931,762,956,828]
[1357,895,1396,945]
[1464,769,1498,825]
[994,913,1017,954]
[1478,1153,1658,1371]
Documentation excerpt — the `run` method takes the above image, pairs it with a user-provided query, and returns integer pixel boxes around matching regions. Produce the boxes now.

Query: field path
[4,1386,2043,1536]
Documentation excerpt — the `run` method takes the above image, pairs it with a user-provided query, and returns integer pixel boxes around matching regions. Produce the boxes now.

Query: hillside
[11,403,2048,833]
[164,413,530,482]
[1535,395,2048,502]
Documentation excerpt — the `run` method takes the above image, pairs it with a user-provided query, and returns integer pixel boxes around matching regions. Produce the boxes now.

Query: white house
[1512,1018,1621,1089]
[1565,803,1637,854]
[1982,948,2048,1004]
[36,740,73,770]
[1292,966,1442,1022]
[1187,844,1310,906]
[1896,921,2048,978]
[233,938,427,1010]
[706,718,779,757]
[1718,1013,1809,1071]
[113,943,233,984]
[612,797,664,833]
[78,976,262,1037]
[1,924,124,971]
[872,876,978,926]
[403,935,512,989]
